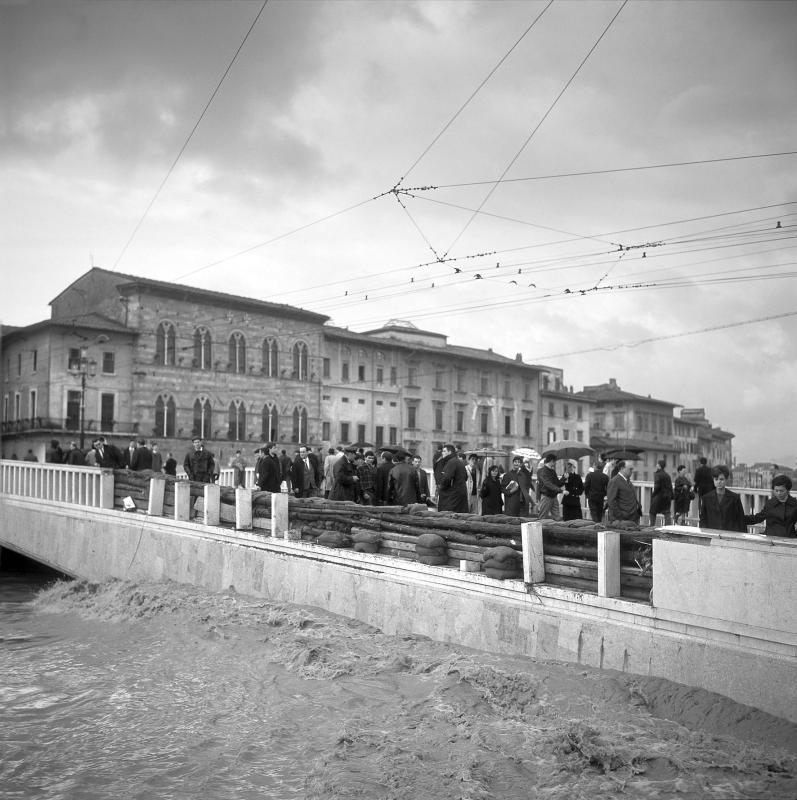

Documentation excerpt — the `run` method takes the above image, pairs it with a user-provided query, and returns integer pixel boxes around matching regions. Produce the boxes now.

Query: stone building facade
[2,269,549,466]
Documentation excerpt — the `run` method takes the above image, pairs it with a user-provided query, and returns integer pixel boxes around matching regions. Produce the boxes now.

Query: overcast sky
[2,0,796,465]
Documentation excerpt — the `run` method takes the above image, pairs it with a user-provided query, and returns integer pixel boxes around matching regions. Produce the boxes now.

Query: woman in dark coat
[744,474,797,537]
[673,465,693,524]
[561,463,584,521]
[479,465,504,516]
[436,445,469,513]
[699,465,746,532]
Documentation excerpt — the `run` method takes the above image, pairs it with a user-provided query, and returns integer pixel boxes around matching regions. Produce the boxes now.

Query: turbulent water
[2,572,797,800]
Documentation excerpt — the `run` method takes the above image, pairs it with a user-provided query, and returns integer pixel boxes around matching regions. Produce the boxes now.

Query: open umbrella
[541,440,595,461]
[351,441,374,449]
[511,447,541,461]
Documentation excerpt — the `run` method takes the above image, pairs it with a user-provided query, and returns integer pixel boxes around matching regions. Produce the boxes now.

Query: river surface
[2,566,797,800]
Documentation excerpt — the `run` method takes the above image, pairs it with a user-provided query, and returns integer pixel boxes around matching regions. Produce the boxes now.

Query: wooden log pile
[110,471,654,599]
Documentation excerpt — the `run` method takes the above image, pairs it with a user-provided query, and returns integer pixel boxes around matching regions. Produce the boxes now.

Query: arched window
[262,337,278,377]
[193,397,212,439]
[154,394,176,437]
[227,399,246,441]
[292,405,308,443]
[292,341,308,381]
[194,327,212,370]
[228,332,246,374]
[261,402,278,442]
[155,322,176,366]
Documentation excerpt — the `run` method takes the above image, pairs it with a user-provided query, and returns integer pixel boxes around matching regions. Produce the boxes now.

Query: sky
[2,0,796,465]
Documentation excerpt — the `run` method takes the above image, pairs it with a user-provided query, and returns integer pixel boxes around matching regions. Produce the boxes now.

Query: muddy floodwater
[2,574,796,799]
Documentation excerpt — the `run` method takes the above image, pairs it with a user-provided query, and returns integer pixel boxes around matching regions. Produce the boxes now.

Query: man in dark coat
[375,451,395,505]
[584,462,609,522]
[256,443,282,492]
[183,437,216,483]
[500,456,533,517]
[330,447,359,501]
[606,461,641,523]
[436,444,468,513]
[45,439,64,463]
[412,455,430,505]
[130,438,153,471]
[693,457,714,498]
[649,459,673,525]
[94,436,124,469]
[389,452,420,506]
[290,445,320,497]
[63,441,86,466]
[536,454,565,520]
[699,465,746,532]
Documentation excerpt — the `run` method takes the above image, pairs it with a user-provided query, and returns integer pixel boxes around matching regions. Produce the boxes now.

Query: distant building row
[1,268,733,477]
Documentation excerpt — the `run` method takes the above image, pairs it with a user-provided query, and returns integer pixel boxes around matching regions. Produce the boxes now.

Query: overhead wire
[393,0,555,189]
[113,0,270,272]
[439,0,628,259]
[400,150,797,191]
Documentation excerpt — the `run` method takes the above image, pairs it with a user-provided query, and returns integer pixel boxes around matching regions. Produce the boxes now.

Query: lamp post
[70,347,97,450]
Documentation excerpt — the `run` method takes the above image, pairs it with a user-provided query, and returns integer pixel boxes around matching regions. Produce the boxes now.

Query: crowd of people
[15,436,181,476]
[13,437,796,538]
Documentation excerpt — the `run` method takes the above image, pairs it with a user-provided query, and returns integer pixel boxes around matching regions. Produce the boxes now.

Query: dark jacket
[584,469,609,501]
[389,462,420,506]
[290,454,320,497]
[500,467,532,517]
[479,474,504,515]
[330,456,358,502]
[416,468,430,503]
[607,474,641,522]
[699,489,747,532]
[693,464,714,497]
[183,448,216,483]
[650,468,674,515]
[64,447,86,466]
[256,454,282,492]
[130,446,153,471]
[537,465,564,498]
[436,453,468,513]
[745,495,797,538]
[562,473,584,508]
[375,458,395,505]
[94,443,123,469]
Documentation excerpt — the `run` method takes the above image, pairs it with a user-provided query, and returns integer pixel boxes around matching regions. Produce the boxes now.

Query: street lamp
[69,347,97,450]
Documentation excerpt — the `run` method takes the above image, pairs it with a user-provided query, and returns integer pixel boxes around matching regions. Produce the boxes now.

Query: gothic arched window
[194,327,212,370]
[193,396,212,439]
[154,394,176,437]
[292,341,308,381]
[228,332,246,374]
[263,338,278,377]
[155,322,176,366]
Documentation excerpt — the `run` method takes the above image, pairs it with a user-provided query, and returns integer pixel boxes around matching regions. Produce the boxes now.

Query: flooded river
[2,570,796,799]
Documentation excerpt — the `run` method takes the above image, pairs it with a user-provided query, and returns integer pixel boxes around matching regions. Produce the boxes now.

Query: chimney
[515,352,523,362]
[608,378,618,388]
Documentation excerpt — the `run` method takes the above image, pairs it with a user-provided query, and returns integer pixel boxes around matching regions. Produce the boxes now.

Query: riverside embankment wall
[2,494,796,724]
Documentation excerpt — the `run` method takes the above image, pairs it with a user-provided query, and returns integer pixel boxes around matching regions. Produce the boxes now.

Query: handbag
[504,479,519,496]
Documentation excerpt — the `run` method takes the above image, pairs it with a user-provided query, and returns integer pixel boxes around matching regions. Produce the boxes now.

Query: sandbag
[484,566,523,580]
[417,554,449,566]
[416,544,447,557]
[352,530,381,544]
[316,531,352,548]
[417,533,446,549]
[353,541,380,554]
[482,546,521,565]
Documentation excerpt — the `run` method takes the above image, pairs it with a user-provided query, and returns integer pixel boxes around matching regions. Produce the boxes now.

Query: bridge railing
[1,460,114,508]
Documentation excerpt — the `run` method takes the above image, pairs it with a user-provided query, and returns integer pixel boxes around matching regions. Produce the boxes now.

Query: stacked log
[109,470,654,599]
